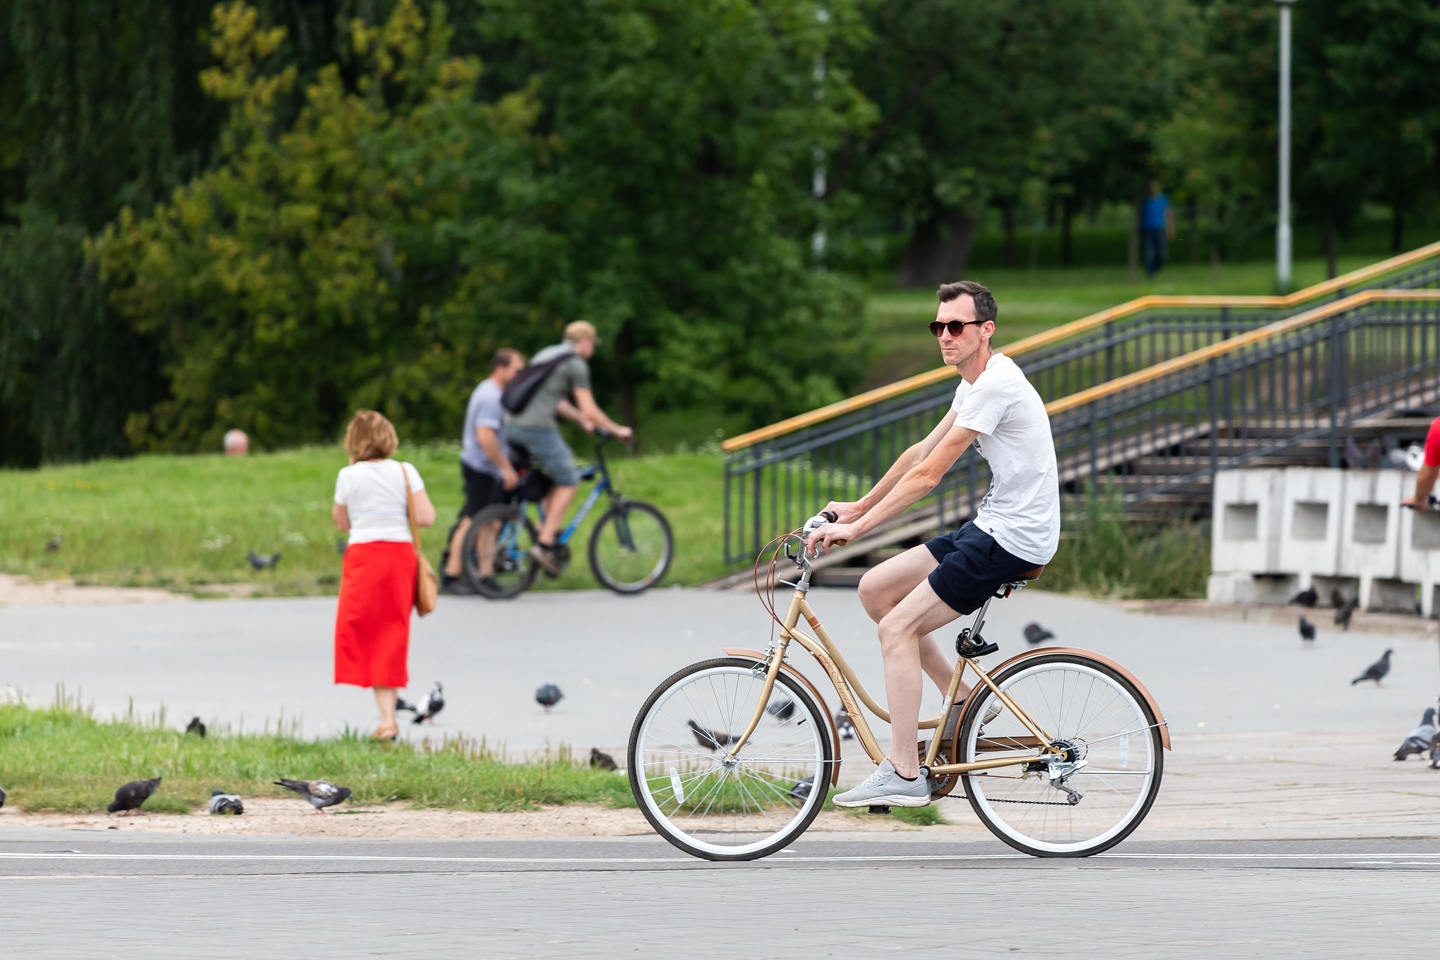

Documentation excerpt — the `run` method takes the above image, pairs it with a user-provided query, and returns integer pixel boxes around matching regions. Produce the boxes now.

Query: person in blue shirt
[1141,181,1175,278]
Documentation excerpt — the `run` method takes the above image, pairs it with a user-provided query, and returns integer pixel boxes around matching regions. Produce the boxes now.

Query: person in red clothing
[331,410,436,740]
[1401,416,1440,512]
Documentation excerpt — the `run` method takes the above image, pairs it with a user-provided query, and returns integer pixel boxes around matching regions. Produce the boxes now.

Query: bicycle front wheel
[588,500,673,595]
[628,657,833,861]
[460,502,540,599]
[957,653,1164,857]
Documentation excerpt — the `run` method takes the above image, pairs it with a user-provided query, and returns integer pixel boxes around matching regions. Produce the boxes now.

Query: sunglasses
[929,319,986,337]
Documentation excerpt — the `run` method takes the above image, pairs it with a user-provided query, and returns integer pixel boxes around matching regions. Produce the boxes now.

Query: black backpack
[501,350,573,415]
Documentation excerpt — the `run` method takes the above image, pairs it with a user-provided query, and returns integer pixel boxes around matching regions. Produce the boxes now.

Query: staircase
[721,246,1440,579]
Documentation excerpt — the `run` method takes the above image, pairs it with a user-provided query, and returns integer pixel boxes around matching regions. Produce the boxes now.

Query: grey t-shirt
[460,377,509,476]
[505,343,591,430]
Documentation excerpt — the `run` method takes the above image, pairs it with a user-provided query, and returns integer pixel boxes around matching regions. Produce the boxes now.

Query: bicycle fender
[723,648,842,785]
[980,646,1171,751]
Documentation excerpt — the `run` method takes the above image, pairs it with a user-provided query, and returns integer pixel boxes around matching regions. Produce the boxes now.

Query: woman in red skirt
[331,410,436,740]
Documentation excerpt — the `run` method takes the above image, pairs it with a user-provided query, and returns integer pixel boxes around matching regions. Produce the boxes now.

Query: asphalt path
[3,585,1439,758]
[2,829,1438,959]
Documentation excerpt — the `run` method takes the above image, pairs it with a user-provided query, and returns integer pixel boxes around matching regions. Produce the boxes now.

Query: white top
[949,353,1060,565]
[333,460,426,545]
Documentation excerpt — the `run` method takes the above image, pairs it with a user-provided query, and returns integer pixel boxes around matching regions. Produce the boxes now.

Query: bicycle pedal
[867,804,892,815]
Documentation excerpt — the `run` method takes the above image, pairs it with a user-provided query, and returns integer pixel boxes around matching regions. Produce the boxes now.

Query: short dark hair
[936,280,998,325]
[491,348,523,371]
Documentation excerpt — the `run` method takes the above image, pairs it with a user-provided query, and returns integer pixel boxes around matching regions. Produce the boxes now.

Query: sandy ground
[0,574,192,606]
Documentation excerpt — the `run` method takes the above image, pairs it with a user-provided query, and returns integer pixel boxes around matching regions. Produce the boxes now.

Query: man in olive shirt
[506,321,632,575]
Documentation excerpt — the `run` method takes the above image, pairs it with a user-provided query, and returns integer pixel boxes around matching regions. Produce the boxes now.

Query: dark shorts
[925,521,1039,615]
[459,462,501,519]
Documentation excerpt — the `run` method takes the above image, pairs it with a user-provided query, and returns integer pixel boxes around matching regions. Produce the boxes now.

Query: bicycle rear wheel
[957,653,1163,857]
[460,502,540,599]
[588,500,673,595]
[628,657,833,861]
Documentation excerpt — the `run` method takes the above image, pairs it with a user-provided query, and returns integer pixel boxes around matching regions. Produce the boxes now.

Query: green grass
[0,441,730,595]
[0,699,635,814]
[1044,494,1210,600]
[863,253,1415,388]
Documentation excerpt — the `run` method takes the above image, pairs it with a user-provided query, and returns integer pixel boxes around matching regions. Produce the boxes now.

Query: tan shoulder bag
[402,463,438,616]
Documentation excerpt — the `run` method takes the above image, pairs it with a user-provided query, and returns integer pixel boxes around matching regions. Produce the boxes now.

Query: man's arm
[811,423,978,551]
[572,387,632,440]
[1402,463,1440,510]
[475,425,518,490]
[555,398,593,432]
[824,409,959,522]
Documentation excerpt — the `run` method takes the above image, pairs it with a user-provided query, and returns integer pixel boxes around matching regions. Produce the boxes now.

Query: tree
[90,1,546,451]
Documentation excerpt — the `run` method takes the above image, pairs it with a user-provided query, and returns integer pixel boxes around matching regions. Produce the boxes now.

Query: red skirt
[334,540,416,688]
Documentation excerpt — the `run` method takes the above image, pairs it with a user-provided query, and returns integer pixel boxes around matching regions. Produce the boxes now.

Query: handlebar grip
[821,510,838,523]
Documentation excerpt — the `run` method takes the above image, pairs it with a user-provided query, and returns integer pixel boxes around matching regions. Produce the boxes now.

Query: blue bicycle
[459,430,674,598]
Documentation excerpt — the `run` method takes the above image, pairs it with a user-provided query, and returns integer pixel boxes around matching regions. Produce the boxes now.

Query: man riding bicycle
[806,280,1060,808]
[505,321,633,577]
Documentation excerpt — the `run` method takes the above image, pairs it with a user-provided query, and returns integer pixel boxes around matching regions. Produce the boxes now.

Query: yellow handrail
[1045,289,1440,416]
[722,240,1440,452]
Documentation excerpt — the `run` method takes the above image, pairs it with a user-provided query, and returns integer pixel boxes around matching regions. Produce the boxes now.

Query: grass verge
[0,442,729,596]
[1044,494,1210,600]
[0,700,636,814]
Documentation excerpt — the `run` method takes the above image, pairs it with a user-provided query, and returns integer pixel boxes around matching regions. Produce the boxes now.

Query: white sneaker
[832,759,930,808]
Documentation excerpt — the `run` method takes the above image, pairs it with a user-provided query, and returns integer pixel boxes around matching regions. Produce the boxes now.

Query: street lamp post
[1276,0,1296,291]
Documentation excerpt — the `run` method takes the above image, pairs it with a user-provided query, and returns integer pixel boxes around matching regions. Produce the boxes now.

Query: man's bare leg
[876,578,969,778]
[537,484,577,546]
[858,546,965,699]
[444,516,472,578]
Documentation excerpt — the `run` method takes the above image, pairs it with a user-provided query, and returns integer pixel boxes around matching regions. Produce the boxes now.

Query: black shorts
[459,463,501,518]
[925,521,1039,615]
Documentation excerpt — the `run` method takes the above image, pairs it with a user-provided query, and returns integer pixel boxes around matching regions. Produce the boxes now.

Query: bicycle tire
[460,502,540,599]
[588,500,673,595]
[957,652,1163,857]
[628,657,834,861]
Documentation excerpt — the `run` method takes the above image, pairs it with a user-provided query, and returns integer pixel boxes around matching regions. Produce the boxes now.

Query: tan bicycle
[628,513,1171,861]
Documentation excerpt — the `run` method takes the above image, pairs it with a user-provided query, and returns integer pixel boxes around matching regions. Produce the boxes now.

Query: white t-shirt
[333,460,426,545]
[949,353,1060,565]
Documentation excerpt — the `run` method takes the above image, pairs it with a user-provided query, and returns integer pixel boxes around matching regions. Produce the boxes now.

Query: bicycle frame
[527,437,622,546]
[725,552,1070,780]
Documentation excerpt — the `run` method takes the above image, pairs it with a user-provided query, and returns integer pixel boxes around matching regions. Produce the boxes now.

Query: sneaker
[441,575,477,596]
[832,758,930,808]
[530,543,562,577]
[476,575,503,596]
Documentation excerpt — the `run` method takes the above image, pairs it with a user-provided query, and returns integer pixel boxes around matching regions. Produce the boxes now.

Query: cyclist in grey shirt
[506,321,632,575]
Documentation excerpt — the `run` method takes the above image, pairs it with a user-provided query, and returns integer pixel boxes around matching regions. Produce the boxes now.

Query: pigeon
[836,709,856,740]
[535,683,563,711]
[1330,587,1345,609]
[107,777,161,814]
[767,698,795,721]
[1334,596,1360,630]
[1350,649,1393,686]
[789,776,815,801]
[686,719,738,751]
[589,747,617,770]
[1393,708,1437,761]
[1298,616,1316,644]
[413,681,444,725]
[0,785,6,809]
[1290,586,1318,608]
[208,790,244,815]
[45,534,62,552]
[247,550,281,571]
[1023,622,1055,644]
[185,716,206,738]
[274,778,351,814]
[396,696,418,714]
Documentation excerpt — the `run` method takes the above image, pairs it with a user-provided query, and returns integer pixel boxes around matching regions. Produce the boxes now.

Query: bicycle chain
[952,794,1074,807]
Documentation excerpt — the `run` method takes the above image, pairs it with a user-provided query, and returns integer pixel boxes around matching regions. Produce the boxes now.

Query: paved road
[2,829,1437,959]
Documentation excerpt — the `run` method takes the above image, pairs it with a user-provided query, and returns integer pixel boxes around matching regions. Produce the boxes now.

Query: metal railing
[723,287,1440,564]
